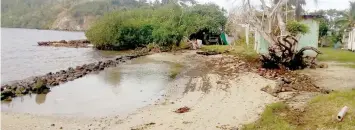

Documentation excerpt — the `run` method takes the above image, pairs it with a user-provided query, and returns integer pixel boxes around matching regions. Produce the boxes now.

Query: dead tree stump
[260,35,322,70]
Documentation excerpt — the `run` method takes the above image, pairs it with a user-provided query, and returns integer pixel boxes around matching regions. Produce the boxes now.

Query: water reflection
[35,94,47,105]
[102,68,122,86]
[1,57,171,117]
[100,68,122,94]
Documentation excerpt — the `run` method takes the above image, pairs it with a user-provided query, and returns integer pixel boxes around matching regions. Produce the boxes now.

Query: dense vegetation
[85,2,227,50]
[309,8,351,46]
[1,0,149,29]
[286,21,309,36]
[2,0,62,29]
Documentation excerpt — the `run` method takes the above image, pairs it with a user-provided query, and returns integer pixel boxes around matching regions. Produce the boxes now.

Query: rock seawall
[1,53,147,101]
[37,39,91,48]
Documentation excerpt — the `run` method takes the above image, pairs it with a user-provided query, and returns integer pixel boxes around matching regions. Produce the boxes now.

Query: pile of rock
[37,39,91,48]
[1,54,145,101]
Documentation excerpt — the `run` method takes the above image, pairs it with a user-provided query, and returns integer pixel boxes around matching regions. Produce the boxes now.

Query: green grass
[243,102,295,130]
[169,63,183,79]
[201,44,258,60]
[301,90,355,130]
[201,45,230,53]
[242,90,355,130]
[318,48,355,63]
[342,64,355,68]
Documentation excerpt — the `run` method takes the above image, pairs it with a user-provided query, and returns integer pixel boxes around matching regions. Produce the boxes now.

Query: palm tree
[336,1,355,32]
[284,0,318,20]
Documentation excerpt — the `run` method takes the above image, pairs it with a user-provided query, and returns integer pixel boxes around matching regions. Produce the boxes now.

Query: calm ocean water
[1,28,112,83]
[1,28,170,117]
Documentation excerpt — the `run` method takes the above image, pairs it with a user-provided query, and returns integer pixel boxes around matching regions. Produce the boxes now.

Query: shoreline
[2,51,353,130]
[1,27,86,32]
[0,51,282,130]
[1,51,149,101]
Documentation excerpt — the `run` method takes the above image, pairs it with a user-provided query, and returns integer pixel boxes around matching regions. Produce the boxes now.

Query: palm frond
[349,1,355,21]
[335,18,349,26]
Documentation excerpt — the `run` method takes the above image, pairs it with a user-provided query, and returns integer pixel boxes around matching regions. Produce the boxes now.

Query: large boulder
[60,70,67,75]
[15,86,29,95]
[75,65,83,71]
[32,79,50,94]
[1,87,15,100]
[87,63,95,70]
[59,40,67,43]
[115,56,123,61]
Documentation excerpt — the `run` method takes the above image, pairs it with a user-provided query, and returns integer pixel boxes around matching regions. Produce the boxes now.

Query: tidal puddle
[1,57,171,117]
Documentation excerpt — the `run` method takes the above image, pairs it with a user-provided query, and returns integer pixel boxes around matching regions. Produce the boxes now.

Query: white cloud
[305,0,351,11]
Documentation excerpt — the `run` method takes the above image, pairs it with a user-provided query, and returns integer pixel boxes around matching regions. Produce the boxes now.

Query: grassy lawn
[243,102,295,130]
[201,44,258,60]
[242,90,355,130]
[318,48,355,63]
[200,46,355,63]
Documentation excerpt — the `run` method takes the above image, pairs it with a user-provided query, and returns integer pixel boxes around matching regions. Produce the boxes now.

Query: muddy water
[1,57,171,117]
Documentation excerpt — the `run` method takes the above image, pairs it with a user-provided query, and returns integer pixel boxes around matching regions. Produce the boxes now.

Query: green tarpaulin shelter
[220,33,228,45]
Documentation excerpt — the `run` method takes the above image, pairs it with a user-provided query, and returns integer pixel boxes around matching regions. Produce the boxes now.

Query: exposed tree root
[260,35,322,70]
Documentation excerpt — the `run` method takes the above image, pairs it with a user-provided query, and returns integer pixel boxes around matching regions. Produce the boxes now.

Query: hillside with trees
[1,0,149,30]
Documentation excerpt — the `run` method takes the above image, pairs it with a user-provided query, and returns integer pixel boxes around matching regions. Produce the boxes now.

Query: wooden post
[350,30,353,50]
[254,30,259,52]
[246,24,249,46]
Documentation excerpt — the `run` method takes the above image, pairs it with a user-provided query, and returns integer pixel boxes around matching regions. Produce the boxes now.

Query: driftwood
[260,35,322,70]
[196,51,221,56]
[175,106,190,113]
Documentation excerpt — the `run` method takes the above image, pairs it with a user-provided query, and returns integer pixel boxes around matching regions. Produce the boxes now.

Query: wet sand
[109,73,278,130]
[1,51,282,130]
[2,56,172,117]
[2,73,278,130]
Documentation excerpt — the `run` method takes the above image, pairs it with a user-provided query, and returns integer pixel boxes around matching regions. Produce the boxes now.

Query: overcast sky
[197,0,352,12]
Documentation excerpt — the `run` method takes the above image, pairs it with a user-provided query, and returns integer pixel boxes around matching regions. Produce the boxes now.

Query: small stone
[310,64,316,69]
[318,63,328,68]
[60,126,63,129]
[51,124,55,127]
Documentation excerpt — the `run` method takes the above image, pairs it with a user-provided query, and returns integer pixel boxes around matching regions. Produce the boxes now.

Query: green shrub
[169,63,183,79]
[85,3,227,50]
[286,21,309,36]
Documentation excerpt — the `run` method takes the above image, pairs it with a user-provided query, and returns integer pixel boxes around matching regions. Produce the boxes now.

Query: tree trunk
[277,12,287,35]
